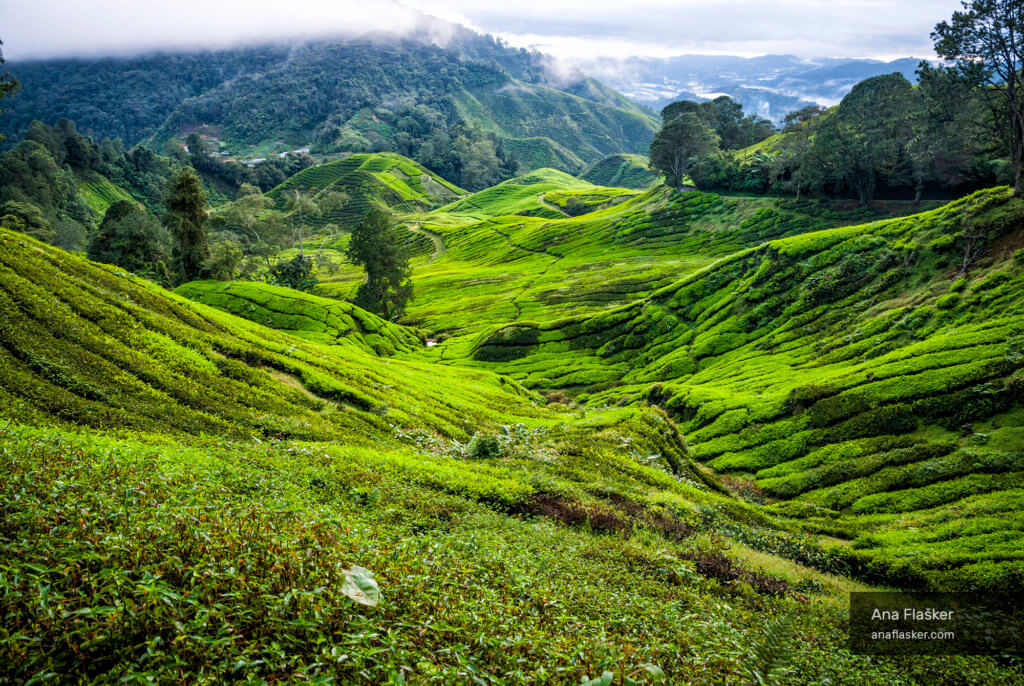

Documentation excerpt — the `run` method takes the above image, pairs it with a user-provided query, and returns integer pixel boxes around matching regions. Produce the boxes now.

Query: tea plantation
[1,153,1022,683]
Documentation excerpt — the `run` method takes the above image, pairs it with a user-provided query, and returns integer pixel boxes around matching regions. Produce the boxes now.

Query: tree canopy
[346,209,413,320]
[164,168,210,283]
[88,200,171,277]
[933,0,1024,195]
[649,112,719,188]
[0,38,21,141]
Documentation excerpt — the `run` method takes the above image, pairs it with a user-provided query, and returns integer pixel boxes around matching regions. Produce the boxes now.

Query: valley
[1,4,1022,682]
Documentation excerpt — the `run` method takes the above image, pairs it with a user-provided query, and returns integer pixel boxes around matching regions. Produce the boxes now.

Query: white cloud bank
[1,0,965,61]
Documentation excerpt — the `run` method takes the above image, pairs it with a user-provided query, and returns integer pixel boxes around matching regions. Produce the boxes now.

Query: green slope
[1,225,1018,683]
[174,281,423,355]
[0,226,541,441]
[450,81,657,170]
[582,153,660,189]
[436,168,596,219]
[402,187,939,339]
[8,419,1013,684]
[462,188,1024,589]
[267,152,466,227]
[73,170,137,219]
[3,162,1024,681]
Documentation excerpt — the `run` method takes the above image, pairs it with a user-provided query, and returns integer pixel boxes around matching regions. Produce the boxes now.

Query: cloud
[0,0,965,62]
[0,0,451,60]
[403,0,963,61]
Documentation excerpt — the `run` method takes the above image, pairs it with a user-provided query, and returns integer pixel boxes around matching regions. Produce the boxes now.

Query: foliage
[741,611,795,685]
[269,253,318,292]
[164,168,210,283]
[88,199,172,276]
[649,112,719,188]
[582,154,659,189]
[663,96,775,152]
[347,208,413,320]
[933,0,1024,195]
[0,38,20,140]
[1,36,657,177]
[711,69,998,202]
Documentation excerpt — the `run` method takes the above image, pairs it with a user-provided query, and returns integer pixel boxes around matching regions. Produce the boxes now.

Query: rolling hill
[2,200,1019,683]
[231,154,1023,593]
[267,152,466,226]
[457,187,1024,590]
[180,153,1023,592]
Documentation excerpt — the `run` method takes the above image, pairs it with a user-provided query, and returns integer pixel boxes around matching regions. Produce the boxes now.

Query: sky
[1,0,963,62]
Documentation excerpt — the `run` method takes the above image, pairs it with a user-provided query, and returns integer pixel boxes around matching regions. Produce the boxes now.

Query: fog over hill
[580,53,927,122]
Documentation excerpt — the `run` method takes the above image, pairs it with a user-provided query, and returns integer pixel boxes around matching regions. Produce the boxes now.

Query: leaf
[341,565,380,607]
[637,664,665,682]
[581,672,614,686]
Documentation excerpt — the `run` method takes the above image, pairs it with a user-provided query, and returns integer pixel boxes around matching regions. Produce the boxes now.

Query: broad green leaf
[341,565,380,607]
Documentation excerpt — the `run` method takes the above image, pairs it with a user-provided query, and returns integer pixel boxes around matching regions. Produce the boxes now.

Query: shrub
[466,432,503,460]
[936,293,958,310]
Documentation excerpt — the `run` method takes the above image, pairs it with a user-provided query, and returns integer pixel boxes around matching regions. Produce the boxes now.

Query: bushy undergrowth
[1,424,1015,684]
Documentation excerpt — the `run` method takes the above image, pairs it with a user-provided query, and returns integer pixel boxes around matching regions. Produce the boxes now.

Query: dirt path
[408,224,447,265]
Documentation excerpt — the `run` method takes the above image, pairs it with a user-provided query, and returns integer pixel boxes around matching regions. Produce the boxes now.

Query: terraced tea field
[1,152,1022,684]
[202,157,1023,593]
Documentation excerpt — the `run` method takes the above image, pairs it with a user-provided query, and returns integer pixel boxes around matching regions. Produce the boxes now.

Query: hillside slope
[465,188,1024,589]
[267,152,466,227]
[3,35,658,174]
[1,224,1019,684]
[0,225,707,480]
[400,187,940,339]
[582,153,660,189]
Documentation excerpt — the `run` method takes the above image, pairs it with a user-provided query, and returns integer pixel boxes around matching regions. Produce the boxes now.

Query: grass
[201,156,1020,594]
[420,187,1024,591]
[74,170,137,219]
[174,280,423,355]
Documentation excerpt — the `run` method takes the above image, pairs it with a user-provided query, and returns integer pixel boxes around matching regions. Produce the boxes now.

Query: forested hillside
[2,30,658,185]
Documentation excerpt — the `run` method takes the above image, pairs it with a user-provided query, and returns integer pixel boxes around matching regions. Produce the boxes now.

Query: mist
[2,0,965,63]
[0,0,456,61]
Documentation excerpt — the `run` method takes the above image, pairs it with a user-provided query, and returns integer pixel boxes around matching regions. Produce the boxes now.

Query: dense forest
[1,31,657,185]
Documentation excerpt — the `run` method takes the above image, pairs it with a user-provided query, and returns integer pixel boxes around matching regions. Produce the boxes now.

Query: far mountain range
[586,53,926,121]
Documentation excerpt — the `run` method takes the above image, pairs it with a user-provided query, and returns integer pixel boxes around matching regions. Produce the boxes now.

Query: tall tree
[164,168,210,282]
[933,0,1024,195]
[346,209,412,320]
[649,112,719,189]
[0,39,21,142]
[832,73,916,203]
[88,200,171,275]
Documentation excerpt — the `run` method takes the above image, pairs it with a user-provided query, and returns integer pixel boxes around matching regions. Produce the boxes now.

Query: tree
[831,73,917,203]
[933,0,1024,195]
[0,39,21,142]
[164,168,210,282]
[269,254,317,291]
[783,105,827,131]
[204,235,244,280]
[88,200,171,275]
[0,200,54,243]
[346,208,412,320]
[649,112,720,188]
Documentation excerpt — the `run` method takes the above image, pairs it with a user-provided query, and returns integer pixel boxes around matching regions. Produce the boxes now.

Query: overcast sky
[1,0,962,62]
